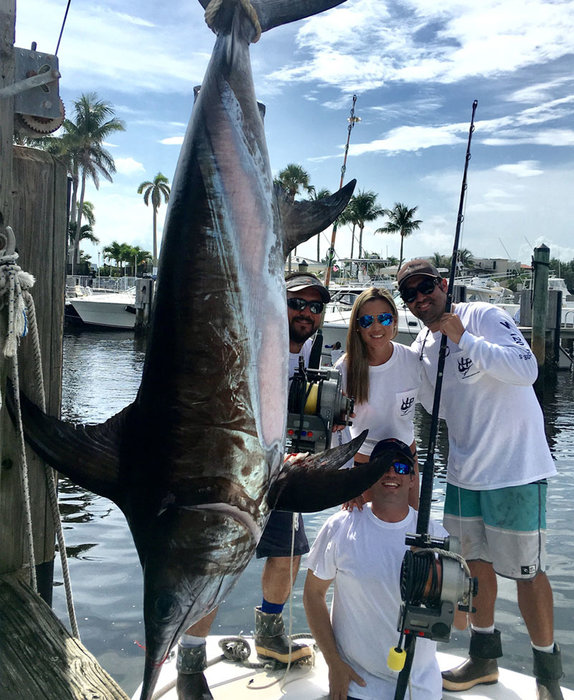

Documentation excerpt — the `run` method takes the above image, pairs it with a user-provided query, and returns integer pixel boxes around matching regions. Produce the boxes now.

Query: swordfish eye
[152,590,181,623]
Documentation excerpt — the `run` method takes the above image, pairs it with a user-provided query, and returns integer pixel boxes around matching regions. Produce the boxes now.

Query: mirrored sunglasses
[392,461,412,475]
[358,312,394,329]
[400,277,440,304]
[287,297,324,315]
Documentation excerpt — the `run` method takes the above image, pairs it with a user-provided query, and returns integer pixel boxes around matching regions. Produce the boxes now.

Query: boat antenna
[392,99,478,700]
[324,95,360,289]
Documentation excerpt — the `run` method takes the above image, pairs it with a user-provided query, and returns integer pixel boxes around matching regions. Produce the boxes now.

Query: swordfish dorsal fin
[278,179,356,257]
[196,0,348,34]
[267,429,390,512]
[6,380,128,508]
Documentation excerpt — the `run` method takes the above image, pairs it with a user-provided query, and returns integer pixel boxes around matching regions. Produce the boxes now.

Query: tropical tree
[137,172,171,265]
[345,190,385,260]
[456,248,474,273]
[50,93,125,273]
[274,163,315,202]
[68,201,98,259]
[103,241,128,274]
[431,252,448,269]
[375,203,422,271]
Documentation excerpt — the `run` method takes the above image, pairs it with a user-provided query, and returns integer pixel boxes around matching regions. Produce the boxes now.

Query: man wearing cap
[175,272,330,698]
[252,271,331,662]
[304,439,446,700]
[397,259,562,699]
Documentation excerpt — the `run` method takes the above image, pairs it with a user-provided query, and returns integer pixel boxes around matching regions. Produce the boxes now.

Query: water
[53,329,574,695]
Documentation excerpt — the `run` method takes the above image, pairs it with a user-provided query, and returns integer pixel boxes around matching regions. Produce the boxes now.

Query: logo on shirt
[457,357,474,377]
[401,396,415,414]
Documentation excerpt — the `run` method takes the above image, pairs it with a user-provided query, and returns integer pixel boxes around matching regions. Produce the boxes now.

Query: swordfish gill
[9,1,403,698]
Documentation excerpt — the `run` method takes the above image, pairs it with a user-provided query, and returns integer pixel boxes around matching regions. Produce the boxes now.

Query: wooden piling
[0,573,129,699]
[531,244,550,368]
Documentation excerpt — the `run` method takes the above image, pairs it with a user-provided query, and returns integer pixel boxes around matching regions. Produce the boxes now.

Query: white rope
[0,227,80,638]
[204,0,262,42]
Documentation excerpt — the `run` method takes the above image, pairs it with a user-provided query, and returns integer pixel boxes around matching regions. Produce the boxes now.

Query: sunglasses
[391,461,412,475]
[400,277,440,304]
[287,297,324,315]
[358,312,394,329]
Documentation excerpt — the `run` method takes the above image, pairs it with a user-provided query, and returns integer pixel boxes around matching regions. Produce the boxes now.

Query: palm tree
[375,203,422,271]
[57,93,125,273]
[274,163,315,202]
[68,201,98,264]
[347,191,385,260]
[137,172,171,265]
[103,241,126,274]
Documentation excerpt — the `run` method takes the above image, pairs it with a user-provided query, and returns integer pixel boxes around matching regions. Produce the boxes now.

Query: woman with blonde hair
[335,287,422,507]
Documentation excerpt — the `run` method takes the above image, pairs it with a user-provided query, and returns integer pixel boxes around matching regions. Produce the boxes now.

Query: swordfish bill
[5,1,393,698]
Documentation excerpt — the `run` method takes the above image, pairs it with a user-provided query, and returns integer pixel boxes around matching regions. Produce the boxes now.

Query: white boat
[132,633,574,699]
[66,287,137,329]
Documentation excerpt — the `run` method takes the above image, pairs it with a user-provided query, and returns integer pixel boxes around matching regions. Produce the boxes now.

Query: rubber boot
[533,644,564,700]
[176,642,213,699]
[442,629,502,692]
[254,606,312,664]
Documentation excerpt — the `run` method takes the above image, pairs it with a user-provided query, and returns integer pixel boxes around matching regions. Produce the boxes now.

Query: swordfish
[9,1,403,698]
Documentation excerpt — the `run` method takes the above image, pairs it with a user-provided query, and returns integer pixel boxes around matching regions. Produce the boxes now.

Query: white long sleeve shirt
[412,302,556,490]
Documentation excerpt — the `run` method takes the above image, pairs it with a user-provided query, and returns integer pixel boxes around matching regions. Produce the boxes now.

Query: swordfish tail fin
[197,0,348,34]
[267,429,396,512]
[6,379,126,506]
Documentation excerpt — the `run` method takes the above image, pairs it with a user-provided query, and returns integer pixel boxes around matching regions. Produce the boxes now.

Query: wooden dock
[0,573,129,699]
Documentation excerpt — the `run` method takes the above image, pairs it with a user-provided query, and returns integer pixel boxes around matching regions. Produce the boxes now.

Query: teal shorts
[443,481,547,580]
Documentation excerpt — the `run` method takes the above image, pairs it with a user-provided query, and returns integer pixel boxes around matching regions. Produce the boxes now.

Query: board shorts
[255,511,309,559]
[443,480,547,580]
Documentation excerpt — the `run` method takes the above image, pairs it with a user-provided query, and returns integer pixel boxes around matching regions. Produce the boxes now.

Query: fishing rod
[391,100,479,700]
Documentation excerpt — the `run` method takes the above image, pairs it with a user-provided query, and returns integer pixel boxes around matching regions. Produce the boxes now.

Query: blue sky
[15,0,574,267]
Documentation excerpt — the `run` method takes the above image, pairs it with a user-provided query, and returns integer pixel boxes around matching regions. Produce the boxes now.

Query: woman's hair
[345,287,398,404]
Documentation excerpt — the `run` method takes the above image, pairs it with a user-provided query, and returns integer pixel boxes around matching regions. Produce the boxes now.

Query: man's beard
[289,318,316,345]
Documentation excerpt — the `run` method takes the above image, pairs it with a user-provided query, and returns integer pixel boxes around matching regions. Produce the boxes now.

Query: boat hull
[67,293,137,329]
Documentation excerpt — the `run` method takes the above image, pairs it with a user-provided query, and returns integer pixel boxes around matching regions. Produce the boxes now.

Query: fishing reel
[286,359,353,454]
[396,535,477,646]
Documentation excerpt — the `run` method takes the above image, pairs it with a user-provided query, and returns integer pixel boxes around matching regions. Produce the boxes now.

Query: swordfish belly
[136,19,286,509]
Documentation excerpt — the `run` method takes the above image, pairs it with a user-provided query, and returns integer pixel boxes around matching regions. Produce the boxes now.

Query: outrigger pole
[324,94,360,289]
[393,99,478,700]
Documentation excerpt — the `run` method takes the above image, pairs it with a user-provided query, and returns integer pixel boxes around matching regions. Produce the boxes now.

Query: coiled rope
[0,226,80,638]
[204,0,262,43]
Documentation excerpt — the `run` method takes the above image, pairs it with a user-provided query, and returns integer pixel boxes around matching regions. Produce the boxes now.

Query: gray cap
[397,259,441,290]
[285,273,330,303]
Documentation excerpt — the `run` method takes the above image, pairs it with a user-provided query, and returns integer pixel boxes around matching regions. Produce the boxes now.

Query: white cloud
[115,157,145,176]
[495,161,543,177]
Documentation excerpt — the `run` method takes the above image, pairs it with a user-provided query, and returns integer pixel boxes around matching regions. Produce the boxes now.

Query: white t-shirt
[307,506,445,699]
[289,338,312,378]
[336,343,422,456]
[412,302,557,490]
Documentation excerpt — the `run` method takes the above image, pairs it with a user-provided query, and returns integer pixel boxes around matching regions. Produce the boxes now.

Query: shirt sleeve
[306,517,340,581]
[457,306,538,385]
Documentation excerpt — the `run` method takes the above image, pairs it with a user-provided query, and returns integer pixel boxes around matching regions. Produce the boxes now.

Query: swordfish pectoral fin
[278,179,356,257]
[267,429,391,512]
[6,379,128,507]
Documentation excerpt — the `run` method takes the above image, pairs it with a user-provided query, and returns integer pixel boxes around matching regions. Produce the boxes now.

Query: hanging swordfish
[9,1,404,698]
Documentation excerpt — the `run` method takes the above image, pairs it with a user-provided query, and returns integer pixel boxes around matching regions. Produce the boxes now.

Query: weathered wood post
[531,244,550,369]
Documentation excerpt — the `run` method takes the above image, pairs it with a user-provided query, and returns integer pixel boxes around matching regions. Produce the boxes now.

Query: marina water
[53,329,574,695]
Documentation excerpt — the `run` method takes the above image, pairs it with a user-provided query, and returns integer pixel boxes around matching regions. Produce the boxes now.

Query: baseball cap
[370,438,414,467]
[285,273,330,303]
[397,259,441,290]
